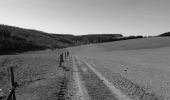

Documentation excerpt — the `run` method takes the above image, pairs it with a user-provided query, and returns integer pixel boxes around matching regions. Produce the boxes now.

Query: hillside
[159,32,170,36]
[0,24,147,54]
[0,25,76,49]
[71,37,170,99]
[0,24,126,54]
[96,37,170,51]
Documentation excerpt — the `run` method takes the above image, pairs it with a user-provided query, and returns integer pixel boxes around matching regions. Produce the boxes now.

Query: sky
[0,0,170,36]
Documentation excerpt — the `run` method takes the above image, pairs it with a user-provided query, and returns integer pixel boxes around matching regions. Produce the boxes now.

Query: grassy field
[0,49,72,100]
[71,37,170,99]
[1,36,170,100]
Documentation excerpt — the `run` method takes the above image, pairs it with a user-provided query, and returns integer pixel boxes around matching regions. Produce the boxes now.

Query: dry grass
[96,37,170,51]
[0,50,67,100]
[71,37,170,99]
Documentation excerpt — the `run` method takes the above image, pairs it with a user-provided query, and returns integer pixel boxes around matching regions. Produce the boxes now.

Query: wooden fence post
[59,54,62,67]
[67,51,69,57]
[65,52,67,59]
[59,53,64,67]
[61,53,64,63]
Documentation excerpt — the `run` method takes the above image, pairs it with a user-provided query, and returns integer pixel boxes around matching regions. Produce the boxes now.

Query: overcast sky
[0,0,170,36]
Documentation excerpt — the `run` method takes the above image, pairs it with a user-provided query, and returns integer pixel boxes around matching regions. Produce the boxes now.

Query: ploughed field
[71,37,170,99]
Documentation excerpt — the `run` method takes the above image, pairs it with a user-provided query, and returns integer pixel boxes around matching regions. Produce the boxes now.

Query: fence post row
[59,51,70,67]
[6,51,70,100]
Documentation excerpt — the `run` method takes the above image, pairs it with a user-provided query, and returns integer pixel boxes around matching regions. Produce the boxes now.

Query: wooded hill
[0,24,144,54]
[159,32,170,36]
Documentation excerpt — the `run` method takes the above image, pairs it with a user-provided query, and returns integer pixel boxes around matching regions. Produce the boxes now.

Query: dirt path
[73,56,131,100]
[79,57,132,100]
[72,56,90,100]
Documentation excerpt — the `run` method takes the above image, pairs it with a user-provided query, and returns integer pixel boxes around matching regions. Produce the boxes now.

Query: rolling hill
[71,37,170,99]
[96,37,170,51]
[159,32,170,36]
[0,24,125,54]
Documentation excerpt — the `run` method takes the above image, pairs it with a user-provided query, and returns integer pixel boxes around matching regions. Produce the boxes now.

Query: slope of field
[71,37,170,99]
[96,37,170,51]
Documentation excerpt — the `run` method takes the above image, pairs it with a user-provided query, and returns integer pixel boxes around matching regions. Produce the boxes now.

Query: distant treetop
[159,32,170,36]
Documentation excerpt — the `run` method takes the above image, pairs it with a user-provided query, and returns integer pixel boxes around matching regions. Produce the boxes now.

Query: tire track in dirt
[74,56,119,100]
[75,56,132,100]
[57,76,67,100]
[72,56,90,100]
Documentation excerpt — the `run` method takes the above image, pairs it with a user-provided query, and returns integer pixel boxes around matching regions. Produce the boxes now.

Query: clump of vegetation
[159,32,170,36]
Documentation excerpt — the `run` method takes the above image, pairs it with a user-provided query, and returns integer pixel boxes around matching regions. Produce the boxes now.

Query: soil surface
[73,56,133,100]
